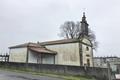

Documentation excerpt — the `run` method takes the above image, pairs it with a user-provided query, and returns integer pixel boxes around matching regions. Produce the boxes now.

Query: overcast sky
[0,0,120,57]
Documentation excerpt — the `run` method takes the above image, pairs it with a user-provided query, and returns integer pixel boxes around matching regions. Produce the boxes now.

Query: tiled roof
[9,42,57,54]
[29,47,57,54]
[94,57,118,59]
[9,38,91,49]
[40,38,80,46]
[9,42,42,49]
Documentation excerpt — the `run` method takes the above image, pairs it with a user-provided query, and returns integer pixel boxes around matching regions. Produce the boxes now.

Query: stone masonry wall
[0,62,109,80]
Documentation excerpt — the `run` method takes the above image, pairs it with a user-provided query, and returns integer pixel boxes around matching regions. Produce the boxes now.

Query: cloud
[0,0,120,56]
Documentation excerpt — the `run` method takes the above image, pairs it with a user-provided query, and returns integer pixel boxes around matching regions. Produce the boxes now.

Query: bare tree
[59,21,98,50]
[88,28,98,50]
[59,21,81,38]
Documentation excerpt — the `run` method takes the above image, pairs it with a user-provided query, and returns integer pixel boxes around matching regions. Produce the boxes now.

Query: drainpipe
[26,47,29,63]
[54,55,55,64]
[25,45,29,69]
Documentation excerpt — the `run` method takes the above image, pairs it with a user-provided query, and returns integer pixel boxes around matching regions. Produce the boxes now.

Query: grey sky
[0,0,120,57]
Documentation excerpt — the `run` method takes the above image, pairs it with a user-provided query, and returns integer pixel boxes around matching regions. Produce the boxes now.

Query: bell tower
[80,12,89,36]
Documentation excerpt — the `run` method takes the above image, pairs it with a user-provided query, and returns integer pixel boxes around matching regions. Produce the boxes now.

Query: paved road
[0,69,63,80]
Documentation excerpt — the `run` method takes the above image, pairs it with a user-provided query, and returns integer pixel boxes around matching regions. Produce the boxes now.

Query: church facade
[40,38,93,66]
[9,13,93,67]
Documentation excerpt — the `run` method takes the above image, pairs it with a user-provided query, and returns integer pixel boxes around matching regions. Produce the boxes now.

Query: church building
[9,13,94,67]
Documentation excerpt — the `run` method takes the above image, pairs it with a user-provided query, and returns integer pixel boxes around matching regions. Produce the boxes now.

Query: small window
[86,54,90,57]
[86,46,89,51]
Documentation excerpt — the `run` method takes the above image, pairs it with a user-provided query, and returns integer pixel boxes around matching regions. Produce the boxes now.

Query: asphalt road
[0,69,63,80]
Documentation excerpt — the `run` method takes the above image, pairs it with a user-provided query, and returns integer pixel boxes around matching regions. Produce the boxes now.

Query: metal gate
[0,54,9,62]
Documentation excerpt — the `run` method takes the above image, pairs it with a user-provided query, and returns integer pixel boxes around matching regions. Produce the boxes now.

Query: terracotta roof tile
[40,39,80,45]
[9,42,42,49]
[29,47,57,54]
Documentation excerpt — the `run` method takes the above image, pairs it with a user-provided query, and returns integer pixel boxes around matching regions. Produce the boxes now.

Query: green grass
[0,66,96,80]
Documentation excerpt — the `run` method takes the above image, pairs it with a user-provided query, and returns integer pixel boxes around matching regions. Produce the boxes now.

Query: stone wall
[0,62,109,80]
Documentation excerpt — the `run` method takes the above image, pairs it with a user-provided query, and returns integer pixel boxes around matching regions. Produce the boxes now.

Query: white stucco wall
[45,42,80,66]
[28,50,55,64]
[28,50,38,63]
[82,38,91,45]
[82,38,93,67]
[42,54,54,64]
[9,48,27,63]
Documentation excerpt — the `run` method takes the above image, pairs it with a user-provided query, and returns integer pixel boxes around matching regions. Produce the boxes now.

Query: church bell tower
[80,12,89,36]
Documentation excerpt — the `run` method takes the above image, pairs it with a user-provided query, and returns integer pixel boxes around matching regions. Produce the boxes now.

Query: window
[87,59,90,66]
[86,46,89,51]
[86,54,90,57]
